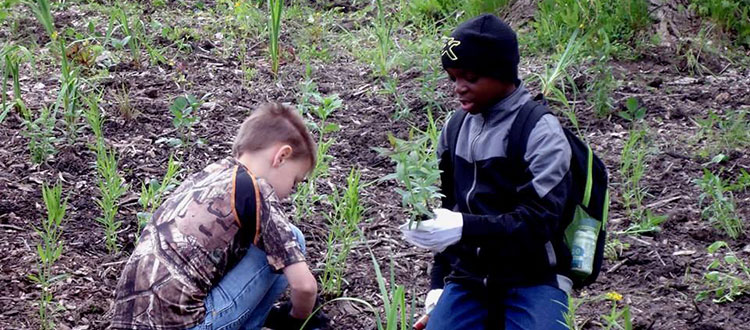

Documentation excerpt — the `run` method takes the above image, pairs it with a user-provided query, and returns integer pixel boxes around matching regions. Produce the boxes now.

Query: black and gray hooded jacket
[431,84,574,294]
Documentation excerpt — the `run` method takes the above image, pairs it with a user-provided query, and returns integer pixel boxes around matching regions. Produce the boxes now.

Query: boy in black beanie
[403,14,572,329]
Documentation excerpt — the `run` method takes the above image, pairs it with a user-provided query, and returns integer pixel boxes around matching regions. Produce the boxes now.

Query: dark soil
[1,1,749,330]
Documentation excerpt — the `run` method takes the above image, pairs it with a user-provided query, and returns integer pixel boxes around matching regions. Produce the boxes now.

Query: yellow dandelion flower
[605,291,623,301]
[234,1,241,8]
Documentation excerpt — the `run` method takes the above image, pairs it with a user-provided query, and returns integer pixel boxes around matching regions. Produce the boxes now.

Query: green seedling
[696,110,750,159]
[137,155,181,239]
[619,97,646,122]
[1,44,31,124]
[696,169,744,239]
[94,144,128,253]
[376,109,442,228]
[28,182,67,330]
[533,29,583,132]
[619,126,648,223]
[20,105,58,164]
[697,241,750,303]
[168,94,202,145]
[320,168,365,296]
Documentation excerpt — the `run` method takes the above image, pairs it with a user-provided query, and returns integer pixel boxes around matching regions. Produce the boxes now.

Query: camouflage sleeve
[257,179,306,272]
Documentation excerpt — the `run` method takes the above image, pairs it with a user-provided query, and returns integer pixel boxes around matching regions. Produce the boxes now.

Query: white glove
[401,208,463,252]
[424,289,443,314]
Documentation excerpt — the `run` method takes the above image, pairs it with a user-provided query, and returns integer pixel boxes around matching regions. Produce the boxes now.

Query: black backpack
[445,95,610,288]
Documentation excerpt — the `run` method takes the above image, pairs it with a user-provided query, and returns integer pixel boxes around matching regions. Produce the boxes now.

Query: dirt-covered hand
[400,208,463,252]
[264,301,330,330]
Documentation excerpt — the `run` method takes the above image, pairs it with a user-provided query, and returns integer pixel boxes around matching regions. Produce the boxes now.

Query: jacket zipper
[465,118,485,214]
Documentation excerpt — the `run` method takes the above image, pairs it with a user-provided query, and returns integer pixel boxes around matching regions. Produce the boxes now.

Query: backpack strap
[507,99,551,168]
[446,110,468,167]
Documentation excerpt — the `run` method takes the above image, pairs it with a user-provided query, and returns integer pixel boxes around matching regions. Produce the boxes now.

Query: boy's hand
[264,300,330,330]
[400,208,463,252]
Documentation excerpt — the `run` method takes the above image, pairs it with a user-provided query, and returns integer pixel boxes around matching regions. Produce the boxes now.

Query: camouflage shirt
[110,157,305,329]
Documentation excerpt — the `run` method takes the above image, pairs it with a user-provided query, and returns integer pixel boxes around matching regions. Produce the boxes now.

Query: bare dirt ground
[1,1,749,329]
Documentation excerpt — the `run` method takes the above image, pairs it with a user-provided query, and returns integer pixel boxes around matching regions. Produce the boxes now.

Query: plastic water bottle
[571,217,598,276]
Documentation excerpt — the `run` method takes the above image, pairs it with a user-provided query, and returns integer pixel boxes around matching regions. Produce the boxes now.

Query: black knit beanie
[441,14,519,84]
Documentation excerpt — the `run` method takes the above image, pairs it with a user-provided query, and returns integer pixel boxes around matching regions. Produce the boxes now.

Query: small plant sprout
[1,44,32,124]
[20,104,58,164]
[619,97,646,122]
[94,144,128,253]
[696,169,744,239]
[168,94,203,145]
[321,168,365,297]
[29,182,67,330]
[377,109,442,228]
[137,155,181,239]
[268,0,283,75]
[697,241,750,303]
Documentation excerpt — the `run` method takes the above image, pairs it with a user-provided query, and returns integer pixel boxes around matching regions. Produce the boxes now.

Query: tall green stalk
[268,0,283,75]
[95,143,127,253]
[29,182,67,330]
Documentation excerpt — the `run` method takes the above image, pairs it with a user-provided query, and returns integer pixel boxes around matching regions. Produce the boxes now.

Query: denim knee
[289,224,306,256]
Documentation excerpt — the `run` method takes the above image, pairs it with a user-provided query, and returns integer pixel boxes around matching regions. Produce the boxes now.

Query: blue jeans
[189,225,306,330]
[428,281,568,330]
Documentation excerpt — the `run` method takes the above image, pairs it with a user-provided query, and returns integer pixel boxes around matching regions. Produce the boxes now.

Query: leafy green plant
[696,110,750,159]
[268,0,283,75]
[113,8,144,67]
[696,169,744,239]
[534,29,584,131]
[168,94,202,145]
[690,0,750,46]
[604,236,630,262]
[697,241,750,303]
[28,182,67,330]
[618,97,646,122]
[618,125,665,234]
[137,155,180,239]
[600,293,632,330]
[292,91,341,219]
[376,110,442,228]
[320,169,365,296]
[19,105,58,164]
[588,61,618,118]
[94,144,128,253]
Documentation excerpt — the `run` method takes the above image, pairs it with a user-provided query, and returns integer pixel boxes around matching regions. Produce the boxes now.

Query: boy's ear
[272,145,294,167]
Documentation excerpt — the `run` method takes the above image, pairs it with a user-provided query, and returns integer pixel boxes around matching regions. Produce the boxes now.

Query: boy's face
[264,145,311,200]
[446,67,510,114]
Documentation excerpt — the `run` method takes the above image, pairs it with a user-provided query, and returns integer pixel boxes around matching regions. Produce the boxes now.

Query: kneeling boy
[110,103,325,330]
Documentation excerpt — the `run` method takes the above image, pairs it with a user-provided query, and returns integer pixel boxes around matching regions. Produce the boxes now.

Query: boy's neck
[236,151,268,178]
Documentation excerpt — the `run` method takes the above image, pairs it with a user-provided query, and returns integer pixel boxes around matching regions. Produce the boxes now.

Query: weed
[618,97,646,122]
[376,110,442,228]
[604,236,630,262]
[532,0,651,57]
[112,8,143,67]
[690,0,750,46]
[83,92,104,142]
[320,169,365,296]
[168,94,202,145]
[373,0,394,77]
[695,110,750,159]
[696,169,744,239]
[292,92,341,218]
[558,296,583,330]
[697,241,750,303]
[115,84,138,120]
[94,143,128,253]
[20,105,58,164]
[1,44,31,124]
[406,0,510,23]
[588,61,617,118]
[28,182,67,330]
[618,125,665,235]
[533,29,583,131]
[600,292,632,330]
[137,155,180,239]
[268,0,283,75]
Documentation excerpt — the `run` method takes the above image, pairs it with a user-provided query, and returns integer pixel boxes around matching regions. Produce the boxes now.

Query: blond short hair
[232,103,316,168]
